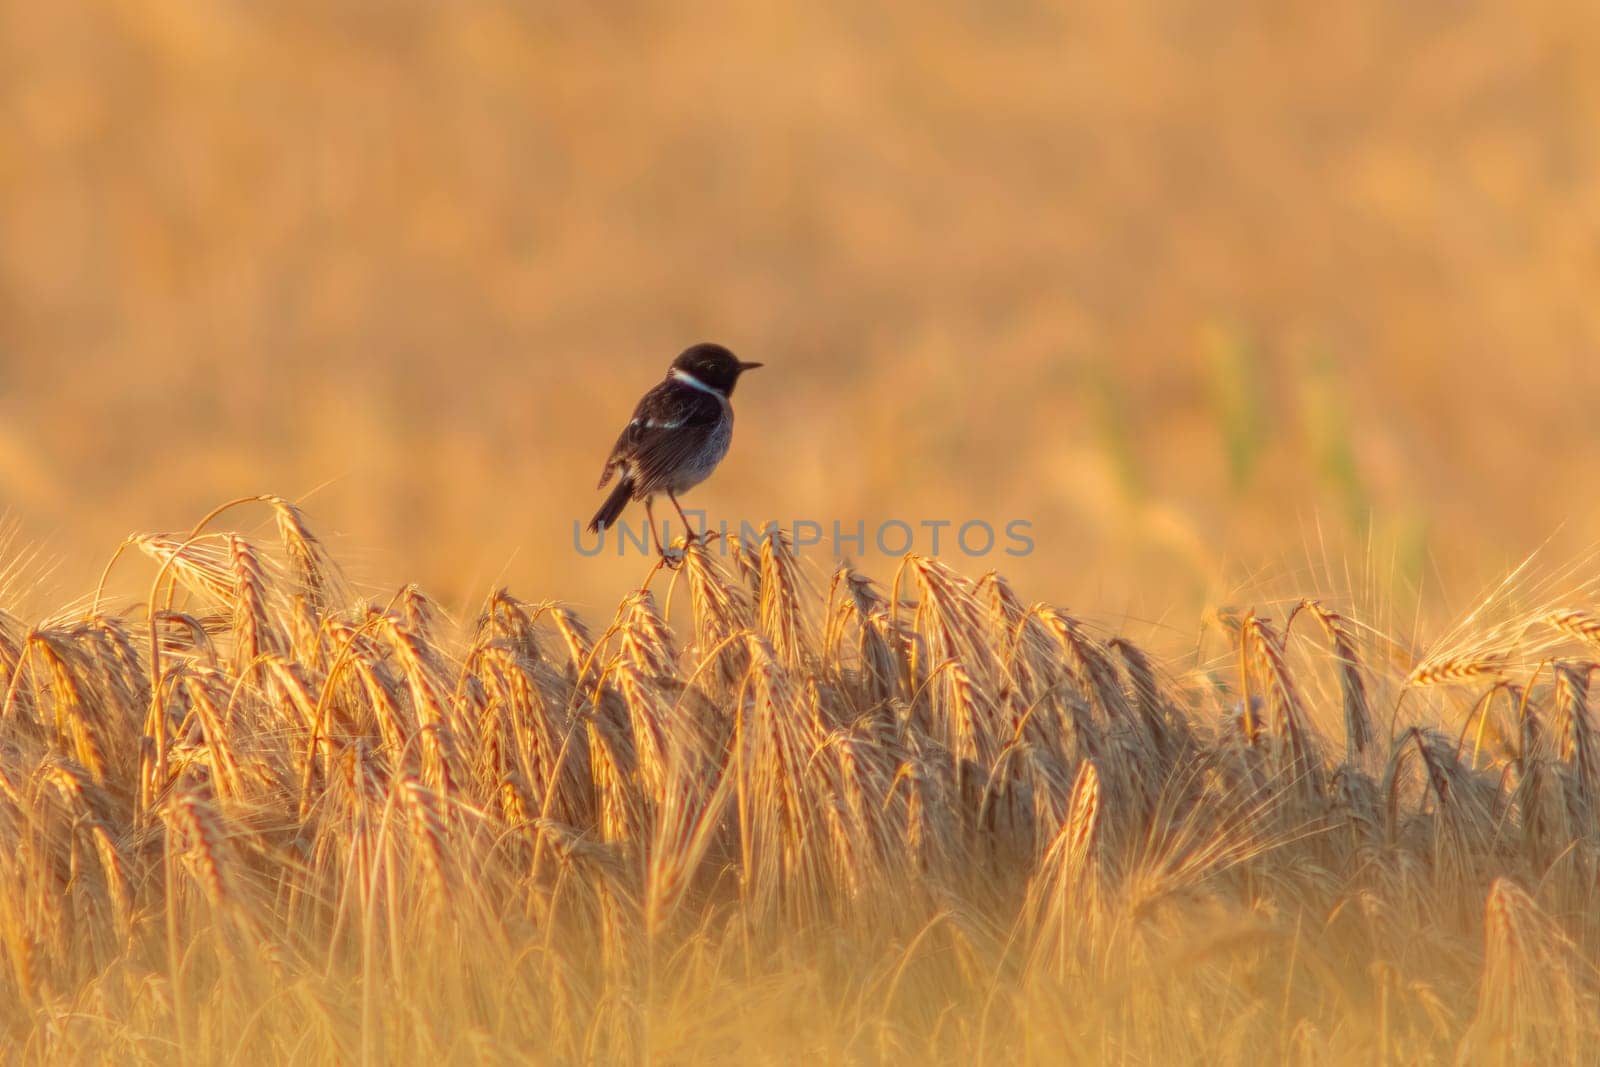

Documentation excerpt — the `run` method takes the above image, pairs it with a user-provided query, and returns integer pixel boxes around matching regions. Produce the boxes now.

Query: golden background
[3,1,1598,624]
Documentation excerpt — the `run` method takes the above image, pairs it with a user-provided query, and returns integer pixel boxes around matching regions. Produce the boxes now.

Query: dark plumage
[587,343,762,560]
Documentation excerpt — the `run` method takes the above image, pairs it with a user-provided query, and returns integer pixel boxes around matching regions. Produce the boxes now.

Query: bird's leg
[644,497,682,568]
[643,497,664,555]
[667,491,697,546]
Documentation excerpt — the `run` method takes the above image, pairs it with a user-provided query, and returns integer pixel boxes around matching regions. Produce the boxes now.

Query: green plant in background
[1294,344,1429,597]
[1203,323,1268,492]
[1299,345,1369,525]
[1391,512,1432,605]
[1085,359,1144,501]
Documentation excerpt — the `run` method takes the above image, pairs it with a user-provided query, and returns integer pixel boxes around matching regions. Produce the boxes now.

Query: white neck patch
[671,367,722,396]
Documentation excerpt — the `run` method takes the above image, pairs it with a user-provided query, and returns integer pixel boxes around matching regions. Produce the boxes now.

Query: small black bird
[588,343,763,560]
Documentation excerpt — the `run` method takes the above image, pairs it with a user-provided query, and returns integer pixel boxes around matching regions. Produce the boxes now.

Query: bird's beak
[737,361,764,372]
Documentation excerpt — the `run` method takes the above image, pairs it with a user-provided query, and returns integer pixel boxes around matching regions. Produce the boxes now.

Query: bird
[587,342,762,562]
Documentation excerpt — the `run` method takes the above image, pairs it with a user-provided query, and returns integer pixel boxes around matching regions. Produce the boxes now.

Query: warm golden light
[2,3,1598,1062]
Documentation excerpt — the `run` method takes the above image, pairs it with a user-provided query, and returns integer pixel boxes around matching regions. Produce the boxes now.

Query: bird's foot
[659,546,686,569]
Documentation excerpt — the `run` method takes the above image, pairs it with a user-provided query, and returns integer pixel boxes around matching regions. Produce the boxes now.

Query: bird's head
[671,342,762,397]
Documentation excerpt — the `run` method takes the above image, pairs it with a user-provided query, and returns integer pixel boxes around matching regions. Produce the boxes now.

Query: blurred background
[2,1,1598,629]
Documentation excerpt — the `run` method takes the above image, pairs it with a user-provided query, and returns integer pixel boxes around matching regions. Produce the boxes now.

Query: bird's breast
[669,412,733,491]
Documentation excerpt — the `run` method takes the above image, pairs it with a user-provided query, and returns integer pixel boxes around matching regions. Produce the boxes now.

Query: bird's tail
[587,478,634,534]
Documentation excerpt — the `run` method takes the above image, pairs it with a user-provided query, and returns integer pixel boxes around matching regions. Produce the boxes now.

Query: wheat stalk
[1,502,1599,1063]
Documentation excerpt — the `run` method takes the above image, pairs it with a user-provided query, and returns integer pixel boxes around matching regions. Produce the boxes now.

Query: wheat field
[6,7,1600,1060]
[2,496,1599,1064]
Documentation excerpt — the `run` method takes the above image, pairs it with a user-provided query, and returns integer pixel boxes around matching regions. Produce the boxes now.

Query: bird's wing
[598,383,723,491]
[597,383,668,488]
